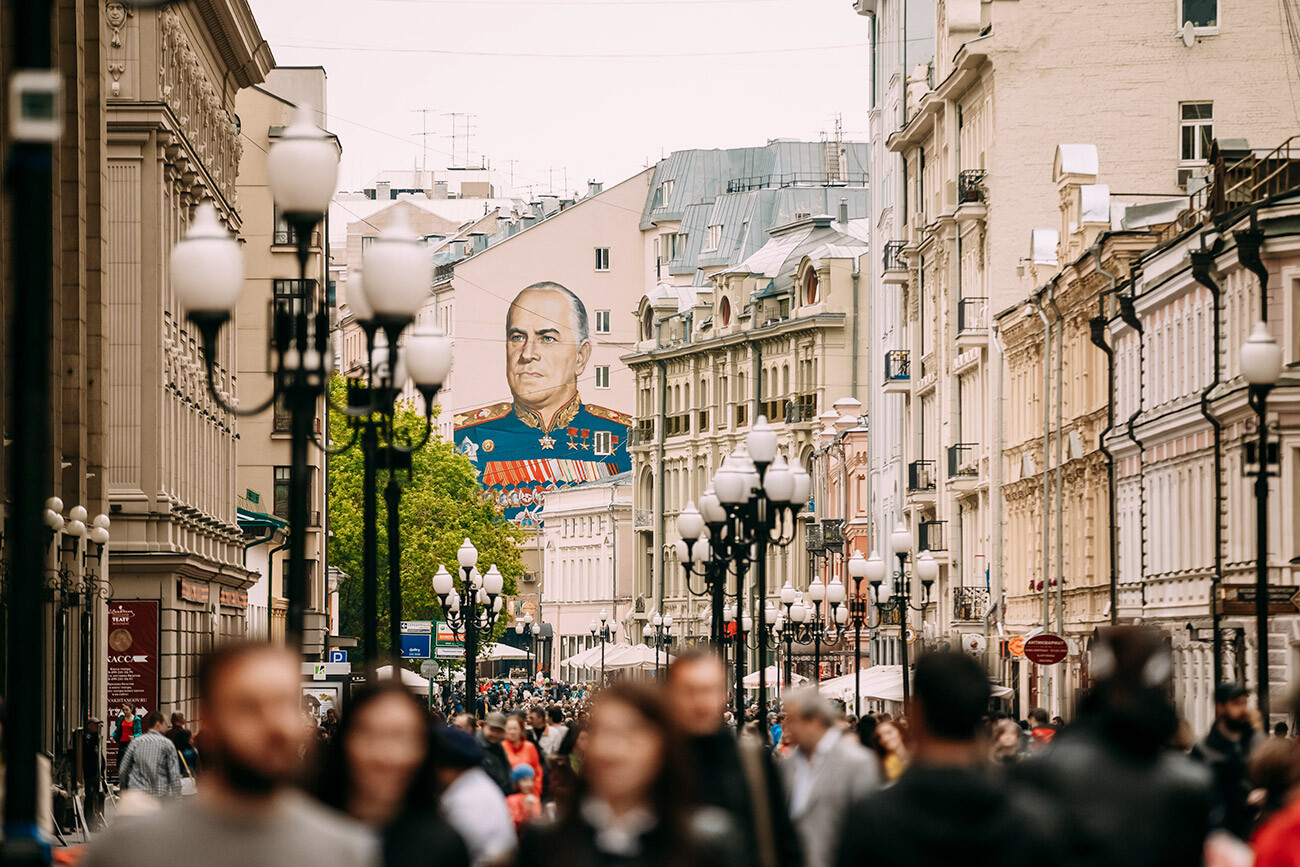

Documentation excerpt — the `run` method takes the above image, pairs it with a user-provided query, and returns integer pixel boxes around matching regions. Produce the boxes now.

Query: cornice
[191,0,274,89]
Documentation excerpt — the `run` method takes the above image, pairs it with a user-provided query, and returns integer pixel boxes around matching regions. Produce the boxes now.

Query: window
[273,395,292,433]
[594,430,612,456]
[804,270,820,305]
[719,295,732,326]
[595,365,610,389]
[273,207,316,247]
[361,236,376,253]
[1180,0,1217,28]
[1181,103,1213,163]
[273,466,290,518]
[273,280,314,346]
[641,309,654,341]
[595,309,611,334]
[659,180,674,206]
[664,232,686,261]
[704,224,722,252]
[595,247,610,271]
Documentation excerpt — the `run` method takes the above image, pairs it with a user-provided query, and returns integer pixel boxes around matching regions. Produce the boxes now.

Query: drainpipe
[1088,245,1119,628]
[1046,281,1065,638]
[990,321,1006,683]
[655,360,668,615]
[1119,279,1147,612]
[1033,295,1051,631]
[609,485,620,635]
[1190,240,1225,682]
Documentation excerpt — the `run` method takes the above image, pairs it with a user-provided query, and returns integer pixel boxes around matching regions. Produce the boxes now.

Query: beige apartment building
[853,0,1300,714]
[626,209,870,645]
[103,2,272,718]
[233,68,335,652]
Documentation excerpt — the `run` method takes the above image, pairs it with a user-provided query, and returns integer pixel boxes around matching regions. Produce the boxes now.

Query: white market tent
[482,642,530,660]
[561,643,632,669]
[819,665,1014,704]
[603,643,674,671]
[375,664,430,690]
[743,666,807,688]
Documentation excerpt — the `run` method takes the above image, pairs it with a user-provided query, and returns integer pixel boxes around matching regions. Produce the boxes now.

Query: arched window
[719,295,732,326]
[804,270,820,305]
[641,308,654,340]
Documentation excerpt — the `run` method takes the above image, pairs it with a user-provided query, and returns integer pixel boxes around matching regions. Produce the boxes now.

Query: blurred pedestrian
[167,711,201,786]
[666,649,802,867]
[1027,708,1056,749]
[780,689,879,867]
[1247,737,1296,828]
[1191,683,1262,839]
[116,710,182,813]
[1013,626,1211,867]
[837,651,1049,867]
[1274,722,1290,739]
[478,712,514,796]
[314,680,469,867]
[503,714,544,791]
[875,719,910,781]
[506,764,542,833]
[517,682,742,867]
[989,720,1027,766]
[546,721,587,806]
[85,643,376,867]
[433,726,517,867]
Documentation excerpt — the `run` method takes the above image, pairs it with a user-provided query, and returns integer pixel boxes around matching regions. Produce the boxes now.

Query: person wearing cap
[434,727,516,867]
[1191,682,1263,839]
[477,712,514,796]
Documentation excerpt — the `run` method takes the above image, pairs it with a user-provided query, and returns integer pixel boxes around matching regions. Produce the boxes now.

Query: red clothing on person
[1254,800,1300,867]
[506,792,542,833]
[502,739,544,790]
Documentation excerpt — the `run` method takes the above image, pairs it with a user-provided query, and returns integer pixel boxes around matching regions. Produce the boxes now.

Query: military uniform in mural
[455,396,630,526]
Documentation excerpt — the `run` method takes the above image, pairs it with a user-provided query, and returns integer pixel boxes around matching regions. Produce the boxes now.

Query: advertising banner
[106,599,160,775]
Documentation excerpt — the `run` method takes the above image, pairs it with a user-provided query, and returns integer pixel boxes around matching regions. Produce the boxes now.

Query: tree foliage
[327,376,523,664]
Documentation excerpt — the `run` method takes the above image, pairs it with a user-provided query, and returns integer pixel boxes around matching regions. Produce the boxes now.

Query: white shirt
[441,768,516,867]
[789,728,840,817]
[538,724,568,756]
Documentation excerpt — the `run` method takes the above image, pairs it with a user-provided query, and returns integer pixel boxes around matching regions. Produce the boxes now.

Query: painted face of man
[506,288,590,419]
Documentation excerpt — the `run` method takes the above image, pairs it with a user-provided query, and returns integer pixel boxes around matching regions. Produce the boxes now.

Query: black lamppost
[1241,320,1282,721]
[778,577,847,685]
[722,603,754,712]
[643,610,674,677]
[676,418,811,732]
[172,106,339,652]
[589,608,614,685]
[846,550,873,717]
[515,614,542,679]
[433,539,504,716]
[890,523,914,704]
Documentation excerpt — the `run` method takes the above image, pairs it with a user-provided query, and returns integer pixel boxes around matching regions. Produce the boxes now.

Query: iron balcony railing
[920,519,947,552]
[958,169,987,205]
[957,297,989,333]
[434,262,455,285]
[725,171,869,194]
[885,349,911,382]
[883,240,907,272]
[953,587,989,622]
[785,394,818,423]
[948,443,979,477]
[907,460,935,492]
[629,422,655,446]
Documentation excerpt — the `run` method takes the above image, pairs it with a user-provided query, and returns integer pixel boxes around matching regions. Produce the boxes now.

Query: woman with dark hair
[314,680,469,867]
[518,683,741,867]
[545,720,587,806]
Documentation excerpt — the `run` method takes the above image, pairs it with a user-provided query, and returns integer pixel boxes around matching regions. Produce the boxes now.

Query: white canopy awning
[743,665,806,688]
[818,665,1013,704]
[375,664,429,690]
[482,642,530,660]
[603,643,674,671]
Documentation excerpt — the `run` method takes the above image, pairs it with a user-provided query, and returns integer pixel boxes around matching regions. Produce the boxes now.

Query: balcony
[629,421,655,447]
[907,460,936,493]
[948,443,979,478]
[882,240,908,284]
[953,586,989,622]
[956,170,987,222]
[785,394,817,423]
[434,262,455,286]
[884,349,911,394]
[956,297,989,349]
[919,519,947,552]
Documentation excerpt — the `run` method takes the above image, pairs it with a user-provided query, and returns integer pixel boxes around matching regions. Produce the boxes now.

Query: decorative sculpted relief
[156,8,241,206]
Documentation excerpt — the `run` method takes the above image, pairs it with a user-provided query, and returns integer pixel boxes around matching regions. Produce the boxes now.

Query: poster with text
[106,599,159,776]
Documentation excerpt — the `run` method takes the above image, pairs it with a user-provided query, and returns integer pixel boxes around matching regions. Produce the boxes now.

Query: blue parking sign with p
[328,649,347,664]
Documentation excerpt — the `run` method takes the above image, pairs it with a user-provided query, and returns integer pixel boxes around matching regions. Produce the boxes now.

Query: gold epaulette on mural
[454,402,512,428]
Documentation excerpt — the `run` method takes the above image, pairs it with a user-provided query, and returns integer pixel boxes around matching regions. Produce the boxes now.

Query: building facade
[852,0,1300,712]
[103,1,273,722]
[536,474,633,681]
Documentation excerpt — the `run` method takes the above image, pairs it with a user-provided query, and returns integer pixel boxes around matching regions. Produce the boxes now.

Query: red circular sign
[1023,634,1069,665]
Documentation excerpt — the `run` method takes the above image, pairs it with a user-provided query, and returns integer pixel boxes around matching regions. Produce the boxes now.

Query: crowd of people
[74,626,1300,867]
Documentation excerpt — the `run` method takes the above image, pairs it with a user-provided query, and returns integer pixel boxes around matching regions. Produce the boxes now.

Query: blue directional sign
[328,649,347,664]
[400,633,432,659]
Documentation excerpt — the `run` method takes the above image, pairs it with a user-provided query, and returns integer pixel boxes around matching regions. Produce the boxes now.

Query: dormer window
[804,270,820,305]
[641,308,654,341]
[719,295,732,326]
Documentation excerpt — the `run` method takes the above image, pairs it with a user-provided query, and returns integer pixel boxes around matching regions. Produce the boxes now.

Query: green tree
[327,376,523,665]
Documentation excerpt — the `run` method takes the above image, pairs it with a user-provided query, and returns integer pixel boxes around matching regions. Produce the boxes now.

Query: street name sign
[400,633,432,659]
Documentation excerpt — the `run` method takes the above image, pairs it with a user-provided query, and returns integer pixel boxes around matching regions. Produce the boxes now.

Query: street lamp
[1241,319,1283,720]
[676,421,810,734]
[779,577,847,687]
[433,539,503,716]
[846,550,871,717]
[644,611,674,677]
[515,613,543,680]
[589,608,614,685]
[890,522,914,703]
[171,106,338,651]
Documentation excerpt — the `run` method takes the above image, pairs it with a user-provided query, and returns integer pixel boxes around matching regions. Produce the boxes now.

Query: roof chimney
[376,180,392,200]
[838,197,849,225]
[588,179,604,198]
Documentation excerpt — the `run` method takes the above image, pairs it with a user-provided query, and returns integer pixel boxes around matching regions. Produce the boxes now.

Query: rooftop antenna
[443,112,468,168]
[412,108,437,174]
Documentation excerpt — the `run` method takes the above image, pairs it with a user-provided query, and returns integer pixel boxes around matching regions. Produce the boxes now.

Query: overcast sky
[247,0,870,197]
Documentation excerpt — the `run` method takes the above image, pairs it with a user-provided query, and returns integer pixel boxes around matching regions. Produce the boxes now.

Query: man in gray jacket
[781,688,881,867]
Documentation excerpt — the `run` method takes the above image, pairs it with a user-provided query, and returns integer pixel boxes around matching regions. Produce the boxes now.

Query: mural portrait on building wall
[454,281,630,526]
